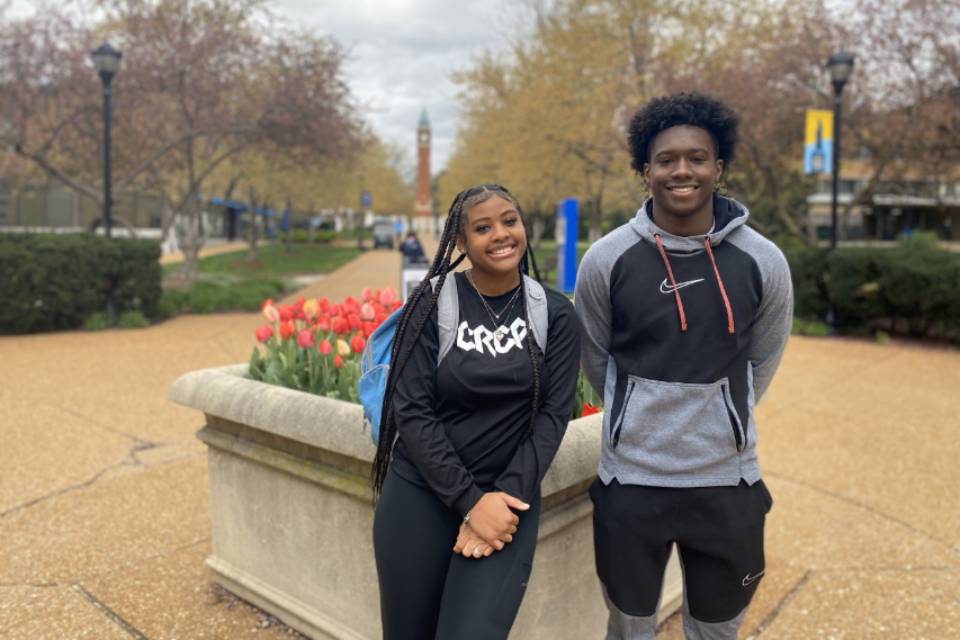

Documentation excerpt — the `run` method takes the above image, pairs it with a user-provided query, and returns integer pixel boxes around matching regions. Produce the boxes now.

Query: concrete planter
[170,365,681,639]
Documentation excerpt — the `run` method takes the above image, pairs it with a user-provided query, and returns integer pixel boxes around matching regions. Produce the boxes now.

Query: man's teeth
[670,186,696,193]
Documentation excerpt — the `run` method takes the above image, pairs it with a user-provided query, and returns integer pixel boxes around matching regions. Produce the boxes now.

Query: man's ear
[715,159,724,183]
[642,163,651,190]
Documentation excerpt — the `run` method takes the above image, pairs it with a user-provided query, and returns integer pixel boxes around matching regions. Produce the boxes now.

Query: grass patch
[163,244,361,278]
[159,244,361,316]
[158,275,292,316]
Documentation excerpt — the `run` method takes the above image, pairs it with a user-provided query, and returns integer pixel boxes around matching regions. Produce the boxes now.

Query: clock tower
[413,108,433,233]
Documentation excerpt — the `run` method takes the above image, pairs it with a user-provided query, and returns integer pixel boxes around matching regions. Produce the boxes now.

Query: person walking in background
[575,92,793,639]
[398,230,426,263]
[372,184,582,639]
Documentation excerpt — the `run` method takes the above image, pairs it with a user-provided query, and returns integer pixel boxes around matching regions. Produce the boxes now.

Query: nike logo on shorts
[741,570,765,587]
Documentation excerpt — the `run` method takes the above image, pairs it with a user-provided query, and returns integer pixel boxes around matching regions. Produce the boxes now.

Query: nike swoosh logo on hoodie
[659,277,705,294]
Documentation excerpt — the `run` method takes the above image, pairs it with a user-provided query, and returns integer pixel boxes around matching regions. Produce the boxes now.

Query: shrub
[159,277,291,315]
[0,233,162,334]
[83,312,112,331]
[784,242,960,342]
[118,310,150,328]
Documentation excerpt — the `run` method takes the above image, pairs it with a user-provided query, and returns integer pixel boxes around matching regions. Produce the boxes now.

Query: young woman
[372,184,581,640]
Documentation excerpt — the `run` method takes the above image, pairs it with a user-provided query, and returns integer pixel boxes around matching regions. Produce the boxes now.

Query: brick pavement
[1,245,958,639]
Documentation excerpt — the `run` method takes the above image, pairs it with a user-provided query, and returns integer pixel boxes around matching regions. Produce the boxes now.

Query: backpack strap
[523,275,549,356]
[431,274,459,365]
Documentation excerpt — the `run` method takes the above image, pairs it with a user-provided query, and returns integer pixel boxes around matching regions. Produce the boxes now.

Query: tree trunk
[531,214,545,249]
[247,187,260,262]
[177,197,206,282]
[588,195,603,244]
[283,197,294,252]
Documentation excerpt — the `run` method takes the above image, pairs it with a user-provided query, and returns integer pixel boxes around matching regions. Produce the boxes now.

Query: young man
[575,92,793,639]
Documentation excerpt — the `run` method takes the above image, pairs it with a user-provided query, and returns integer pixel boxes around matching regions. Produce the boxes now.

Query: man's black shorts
[589,478,773,623]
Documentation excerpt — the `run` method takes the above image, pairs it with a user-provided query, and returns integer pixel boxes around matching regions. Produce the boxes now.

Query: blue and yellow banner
[804,109,833,176]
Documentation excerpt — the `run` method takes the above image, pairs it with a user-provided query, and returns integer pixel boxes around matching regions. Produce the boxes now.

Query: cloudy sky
[270,0,528,175]
[7,0,532,175]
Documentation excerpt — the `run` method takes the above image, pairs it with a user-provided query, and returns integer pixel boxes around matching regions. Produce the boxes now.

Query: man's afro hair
[627,92,739,173]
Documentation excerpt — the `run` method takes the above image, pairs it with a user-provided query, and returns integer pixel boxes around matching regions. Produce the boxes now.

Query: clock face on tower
[419,132,429,145]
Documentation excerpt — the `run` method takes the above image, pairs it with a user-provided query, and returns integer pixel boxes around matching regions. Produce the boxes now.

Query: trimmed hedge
[784,242,960,341]
[0,233,162,334]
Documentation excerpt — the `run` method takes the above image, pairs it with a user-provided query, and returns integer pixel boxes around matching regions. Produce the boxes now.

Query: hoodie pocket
[609,375,745,477]
[721,381,746,452]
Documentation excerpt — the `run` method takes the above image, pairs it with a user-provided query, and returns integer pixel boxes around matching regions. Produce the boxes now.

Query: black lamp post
[91,42,122,238]
[826,50,854,249]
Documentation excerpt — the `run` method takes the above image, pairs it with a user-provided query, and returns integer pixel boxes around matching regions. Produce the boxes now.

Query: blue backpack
[358,274,549,444]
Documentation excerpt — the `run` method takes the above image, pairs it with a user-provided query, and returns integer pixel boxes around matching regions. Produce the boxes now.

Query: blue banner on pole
[555,198,578,293]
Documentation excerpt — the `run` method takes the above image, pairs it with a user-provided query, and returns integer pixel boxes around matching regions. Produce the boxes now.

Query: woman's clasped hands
[452,491,529,559]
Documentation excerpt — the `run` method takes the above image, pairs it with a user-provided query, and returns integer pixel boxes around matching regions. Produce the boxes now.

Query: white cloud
[269,0,519,174]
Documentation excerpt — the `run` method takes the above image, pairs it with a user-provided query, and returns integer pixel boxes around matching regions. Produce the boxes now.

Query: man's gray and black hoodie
[575,195,793,488]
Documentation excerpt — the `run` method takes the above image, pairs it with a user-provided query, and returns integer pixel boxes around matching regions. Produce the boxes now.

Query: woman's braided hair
[371,184,544,499]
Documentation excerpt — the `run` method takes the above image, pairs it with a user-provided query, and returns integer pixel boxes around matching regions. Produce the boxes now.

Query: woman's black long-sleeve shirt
[390,271,582,517]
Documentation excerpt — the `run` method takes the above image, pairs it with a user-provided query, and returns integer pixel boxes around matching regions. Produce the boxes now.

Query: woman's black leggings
[373,469,541,640]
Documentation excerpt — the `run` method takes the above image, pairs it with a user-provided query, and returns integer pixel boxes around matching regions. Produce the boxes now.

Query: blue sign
[361,190,372,210]
[556,198,578,293]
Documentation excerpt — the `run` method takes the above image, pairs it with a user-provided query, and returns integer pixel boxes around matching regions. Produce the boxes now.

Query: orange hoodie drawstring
[704,238,735,334]
[654,233,736,335]
[654,234,687,332]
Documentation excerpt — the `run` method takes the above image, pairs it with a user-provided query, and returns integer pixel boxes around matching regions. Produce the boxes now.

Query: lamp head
[827,50,855,90]
[91,42,122,83]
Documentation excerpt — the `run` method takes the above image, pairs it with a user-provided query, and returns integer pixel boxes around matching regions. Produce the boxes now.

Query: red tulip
[255,325,273,343]
[348,313,362,330]
[260,298,275,311]
[279,321,295,339]
[318,297,329,312]
[331,316,349,335]
[362,321,378,338]
[361,287,373,302]
[390,300,402,312]
[318,339,332,355]
[333,354,343,368]
[279,306,294,322]
[296,329,314,348]
[316,315,331,332]
[350,334,366,353]
[581,403,601,417]
[379,288,396,306]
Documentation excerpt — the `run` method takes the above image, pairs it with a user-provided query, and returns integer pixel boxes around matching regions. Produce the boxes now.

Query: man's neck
[650,204,714,237]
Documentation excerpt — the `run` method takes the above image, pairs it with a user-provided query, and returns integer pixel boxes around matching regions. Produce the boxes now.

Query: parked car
[372,221,395,249]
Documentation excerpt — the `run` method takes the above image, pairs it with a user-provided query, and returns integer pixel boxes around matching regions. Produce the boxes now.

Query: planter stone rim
[169,363,604,494]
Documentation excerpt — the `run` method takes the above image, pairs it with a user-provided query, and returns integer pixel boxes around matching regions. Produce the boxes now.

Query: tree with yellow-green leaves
[206,134,412,262]
[443,0,936,245]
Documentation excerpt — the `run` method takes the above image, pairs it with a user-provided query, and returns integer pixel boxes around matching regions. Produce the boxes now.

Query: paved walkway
[1,247,958,638]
